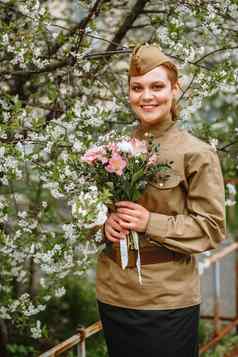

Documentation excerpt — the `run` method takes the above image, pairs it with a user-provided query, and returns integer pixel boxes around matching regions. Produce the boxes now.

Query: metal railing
[39,242,238,356]
[39,321,102,357]
[198,242,238,354]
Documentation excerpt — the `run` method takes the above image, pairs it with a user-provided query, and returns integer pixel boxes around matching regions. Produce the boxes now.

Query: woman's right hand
[104,213,129,244]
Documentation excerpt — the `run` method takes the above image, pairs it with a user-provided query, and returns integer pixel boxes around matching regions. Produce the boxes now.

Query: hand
[104,212,129,244]
[115,201,150,233]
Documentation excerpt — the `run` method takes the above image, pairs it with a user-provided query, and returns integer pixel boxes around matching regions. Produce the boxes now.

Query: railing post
[213,260,221,336]
[236,246,238,334]
[77,326,86,357]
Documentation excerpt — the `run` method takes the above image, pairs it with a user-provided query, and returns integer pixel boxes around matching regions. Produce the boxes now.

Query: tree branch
[142,9,167,14]
[0,56,73,76]
[83,49,131,59]
[194,46,238,65]
[177,70,199,103]
[219,140,238,152]
[83,48,209,70]
[75,0,104,48]
[106,0,150,52]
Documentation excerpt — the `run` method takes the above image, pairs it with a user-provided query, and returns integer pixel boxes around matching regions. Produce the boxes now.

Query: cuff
[100,224,108,244]
[145,213,169,242]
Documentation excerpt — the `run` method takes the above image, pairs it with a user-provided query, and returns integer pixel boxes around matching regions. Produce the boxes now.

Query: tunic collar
[134,115,178,140]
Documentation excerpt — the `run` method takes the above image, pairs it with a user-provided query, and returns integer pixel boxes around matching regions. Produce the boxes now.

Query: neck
[139,113,175,137]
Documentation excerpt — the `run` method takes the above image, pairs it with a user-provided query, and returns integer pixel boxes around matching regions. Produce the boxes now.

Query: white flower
[55,287,66,298]
[62,224,76,242]
[85,203,108,228]
[209,138,218,151]
[30,320,42,339]
[18,211,27,219]
[83,62,91,72]
[9,300,20,312]
[94,229,103,243]
[42,201,48,208]
[117,141,134,154]
[73,141,82,152]
[225,199,236,206]
[226,183,236,195]
[2,34,9,45]
[0,147,5,158]
[0,306,11,320]
[95,203,108,226]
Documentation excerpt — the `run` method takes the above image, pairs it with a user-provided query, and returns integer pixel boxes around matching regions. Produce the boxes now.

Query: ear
[172,81,180,98]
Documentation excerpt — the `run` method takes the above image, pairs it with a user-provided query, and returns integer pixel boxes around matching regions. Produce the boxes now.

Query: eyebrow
[130,80,166,85]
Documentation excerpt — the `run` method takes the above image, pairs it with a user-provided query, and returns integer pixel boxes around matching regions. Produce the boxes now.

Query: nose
[140,88,154,102]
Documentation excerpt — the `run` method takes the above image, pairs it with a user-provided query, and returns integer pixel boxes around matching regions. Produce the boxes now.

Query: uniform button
[159,183,164,187]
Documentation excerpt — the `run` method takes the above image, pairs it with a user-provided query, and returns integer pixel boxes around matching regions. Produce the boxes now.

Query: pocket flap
[149,169,181,190]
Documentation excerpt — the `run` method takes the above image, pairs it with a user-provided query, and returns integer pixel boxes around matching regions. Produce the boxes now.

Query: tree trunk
[0,320,8,357]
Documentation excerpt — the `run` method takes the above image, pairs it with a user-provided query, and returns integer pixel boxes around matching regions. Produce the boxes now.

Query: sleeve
[145,148,226,255]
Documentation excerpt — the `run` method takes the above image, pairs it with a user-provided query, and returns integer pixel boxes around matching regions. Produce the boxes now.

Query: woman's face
[129,66,178,127]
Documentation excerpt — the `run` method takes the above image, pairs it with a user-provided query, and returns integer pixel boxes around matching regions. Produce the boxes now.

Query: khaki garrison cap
[128,44,178,77]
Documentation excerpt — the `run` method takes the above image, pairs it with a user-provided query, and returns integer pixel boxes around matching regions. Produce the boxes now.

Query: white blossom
[55,287,66,298]
[31,320,42,339]
[226,183,236,196]
[0,306,11,320]
[209,138,218,151]
[117,141,134,154]
[225,199,236,206]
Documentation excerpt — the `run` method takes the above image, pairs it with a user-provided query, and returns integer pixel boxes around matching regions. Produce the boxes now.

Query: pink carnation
[105,153,127,176]
[81,147,107,165]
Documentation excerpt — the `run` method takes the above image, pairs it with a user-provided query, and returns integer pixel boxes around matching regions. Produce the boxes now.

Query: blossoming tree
[0,0,237,352]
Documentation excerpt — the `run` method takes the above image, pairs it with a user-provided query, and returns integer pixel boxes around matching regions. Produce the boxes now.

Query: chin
[138,113,168,126]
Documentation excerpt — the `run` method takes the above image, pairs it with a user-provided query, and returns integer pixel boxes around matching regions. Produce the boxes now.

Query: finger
[106,233,121,243]
[105,231,121,242]
[117,208,140,217]
[108,214,129,234]
[108,220,129,235]
[107,218,123,232]
[109,213,122,224]
[117,213,138,223]
[118,220,136,230]
[106,226,127,239]
[115,201,139,210]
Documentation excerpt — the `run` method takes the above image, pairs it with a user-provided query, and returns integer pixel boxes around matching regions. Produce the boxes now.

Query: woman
[96,44,226,357]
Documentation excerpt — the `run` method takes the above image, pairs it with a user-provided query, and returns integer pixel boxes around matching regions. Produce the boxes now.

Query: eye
[152,84,164,91]
[131,85,142,92]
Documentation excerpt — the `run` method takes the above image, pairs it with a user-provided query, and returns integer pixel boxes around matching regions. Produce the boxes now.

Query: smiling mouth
[140,105,159,111]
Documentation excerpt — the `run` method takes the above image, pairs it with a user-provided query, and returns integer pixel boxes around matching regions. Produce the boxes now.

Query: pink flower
[105,153,127,176]
[131,139,147,156]
[81,147,107,165]
[147,154,157,166]
[107,142,118,153]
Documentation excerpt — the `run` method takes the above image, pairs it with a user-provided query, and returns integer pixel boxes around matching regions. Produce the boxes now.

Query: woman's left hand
[115,201,150,233]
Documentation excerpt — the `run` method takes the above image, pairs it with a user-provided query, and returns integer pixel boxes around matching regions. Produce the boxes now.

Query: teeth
[141,105,157,109]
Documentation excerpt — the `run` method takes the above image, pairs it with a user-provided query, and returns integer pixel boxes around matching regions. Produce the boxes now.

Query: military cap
[128,43,178,77]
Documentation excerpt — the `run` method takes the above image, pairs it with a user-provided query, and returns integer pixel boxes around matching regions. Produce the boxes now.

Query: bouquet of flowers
[81,133,170,284]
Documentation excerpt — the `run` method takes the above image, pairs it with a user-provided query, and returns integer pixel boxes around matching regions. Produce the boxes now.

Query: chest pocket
[138,168,184,215]
[149,169,181,190]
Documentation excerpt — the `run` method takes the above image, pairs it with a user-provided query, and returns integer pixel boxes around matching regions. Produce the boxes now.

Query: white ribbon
[120,237,128,270]
[131,231,142,285]
[119,231,142,285]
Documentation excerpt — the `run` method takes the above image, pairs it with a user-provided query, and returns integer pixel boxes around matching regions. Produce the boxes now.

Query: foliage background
[0,0,238,355]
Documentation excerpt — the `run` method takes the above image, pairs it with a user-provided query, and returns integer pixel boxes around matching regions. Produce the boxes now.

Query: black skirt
[97,300,200,357]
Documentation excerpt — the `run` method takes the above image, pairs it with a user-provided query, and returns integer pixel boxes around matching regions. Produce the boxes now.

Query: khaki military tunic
[96,119,226,310]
